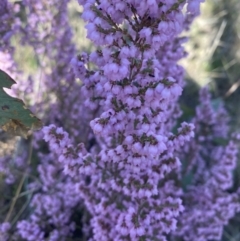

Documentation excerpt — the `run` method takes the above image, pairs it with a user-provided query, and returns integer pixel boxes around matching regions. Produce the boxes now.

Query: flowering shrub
[0,0,240,241]
[176,87,240,240]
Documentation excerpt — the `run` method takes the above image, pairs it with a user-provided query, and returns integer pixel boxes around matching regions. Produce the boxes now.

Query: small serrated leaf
[0,69,42,138]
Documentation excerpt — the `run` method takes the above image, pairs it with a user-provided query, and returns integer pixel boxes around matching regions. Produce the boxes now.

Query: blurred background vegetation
[1,0,240,240]
[182,1,240,239]
[182,0,240,128]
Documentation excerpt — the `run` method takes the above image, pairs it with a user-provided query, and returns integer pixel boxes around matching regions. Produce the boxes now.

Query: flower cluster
[175,87,240,241]
[0,222,11,241]
[0,0,20,78]
[1,0,240,241]
[0,1,87,240]
[48,0,203,240]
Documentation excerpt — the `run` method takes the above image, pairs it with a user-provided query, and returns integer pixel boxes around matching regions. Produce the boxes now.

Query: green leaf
[0,69,42,138]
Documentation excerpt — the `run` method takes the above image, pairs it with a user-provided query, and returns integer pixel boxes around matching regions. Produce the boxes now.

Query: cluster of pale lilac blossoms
[0,0,240,241]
